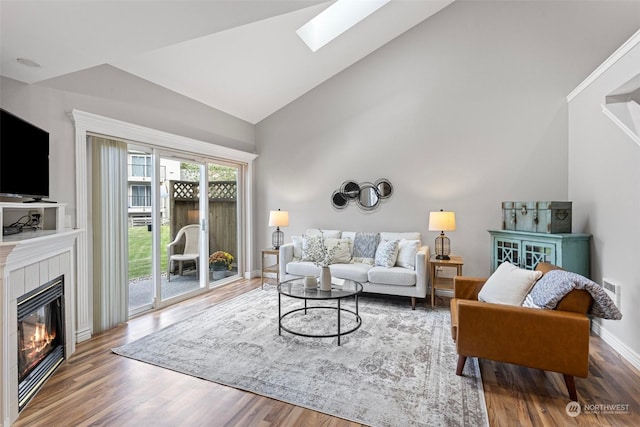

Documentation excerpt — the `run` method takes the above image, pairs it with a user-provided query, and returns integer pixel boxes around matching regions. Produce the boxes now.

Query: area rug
[113,289,488,427]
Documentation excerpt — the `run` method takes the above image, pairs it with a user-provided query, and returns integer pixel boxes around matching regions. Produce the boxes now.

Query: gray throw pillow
[375,240,399,268]
[352,232,379,265]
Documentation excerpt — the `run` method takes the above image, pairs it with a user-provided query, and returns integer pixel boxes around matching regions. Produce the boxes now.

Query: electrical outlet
[29,210,41,226]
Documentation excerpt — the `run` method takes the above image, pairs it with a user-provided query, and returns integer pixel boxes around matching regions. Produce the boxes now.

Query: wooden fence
[169,180,237,265]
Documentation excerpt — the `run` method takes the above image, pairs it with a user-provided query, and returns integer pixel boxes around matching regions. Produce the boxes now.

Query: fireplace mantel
[1,229,80,426]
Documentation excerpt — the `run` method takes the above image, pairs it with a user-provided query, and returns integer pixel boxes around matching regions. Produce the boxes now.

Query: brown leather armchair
[450,263,593,400]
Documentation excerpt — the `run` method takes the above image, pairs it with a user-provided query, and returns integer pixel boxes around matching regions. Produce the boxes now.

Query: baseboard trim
[434,289,454,298]
[591,322,640,371]
[246,270,263,279]
[75,327,92,343]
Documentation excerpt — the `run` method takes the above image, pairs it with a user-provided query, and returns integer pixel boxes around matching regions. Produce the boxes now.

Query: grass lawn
[128,224,170,280]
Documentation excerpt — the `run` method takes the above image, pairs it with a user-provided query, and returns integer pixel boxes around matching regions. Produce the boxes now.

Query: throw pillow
[291,236,303,260]
[341,232,356,256]
[395,239,420,269]
[375,240,399,268]
[325,238,352,264]
[301,235,323,262]
[352,232,379,265]
[478,262,543,306]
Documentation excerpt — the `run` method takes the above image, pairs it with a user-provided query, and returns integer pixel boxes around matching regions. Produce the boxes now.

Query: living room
[1,1,640,426]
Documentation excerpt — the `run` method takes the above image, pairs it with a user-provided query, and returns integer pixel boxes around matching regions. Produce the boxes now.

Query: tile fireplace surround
[0,230,79,426]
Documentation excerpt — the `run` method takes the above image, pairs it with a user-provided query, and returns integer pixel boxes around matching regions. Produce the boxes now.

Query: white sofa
[278,230,430,309]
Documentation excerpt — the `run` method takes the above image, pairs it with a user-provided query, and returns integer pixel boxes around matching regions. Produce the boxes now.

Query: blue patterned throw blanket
[529,270,622,320]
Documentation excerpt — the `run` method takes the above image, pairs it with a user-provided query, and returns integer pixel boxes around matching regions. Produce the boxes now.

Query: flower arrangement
[306,230,341,268]
[209,251,234,270]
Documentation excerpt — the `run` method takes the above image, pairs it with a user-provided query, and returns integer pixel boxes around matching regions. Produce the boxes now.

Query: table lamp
[428,210,456,260]
[268,209,289,249]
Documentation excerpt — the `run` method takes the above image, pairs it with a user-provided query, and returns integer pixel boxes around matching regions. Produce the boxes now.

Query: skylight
[296,0,392,52]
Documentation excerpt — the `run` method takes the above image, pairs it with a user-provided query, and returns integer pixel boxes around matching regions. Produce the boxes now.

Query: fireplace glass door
[17,276,65,410]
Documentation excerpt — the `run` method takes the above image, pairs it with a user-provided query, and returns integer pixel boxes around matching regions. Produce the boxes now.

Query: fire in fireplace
[17,276,65,411]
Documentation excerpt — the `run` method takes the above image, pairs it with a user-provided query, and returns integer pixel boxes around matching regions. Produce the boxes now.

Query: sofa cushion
[286,261,320,277]
[305,229,342,238]
[380,232,421,243]
[375,240,399,268]
[330,262,372,283]
[478,262,542,306]
[395,239,420,270]
[352,232,379,265]
[368,266,417,286]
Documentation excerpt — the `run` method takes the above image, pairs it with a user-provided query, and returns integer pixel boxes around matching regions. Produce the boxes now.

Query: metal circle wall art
[375,178,393,199]
[341,180,360,199]
[331,178,393,211]
[331,190,349,209]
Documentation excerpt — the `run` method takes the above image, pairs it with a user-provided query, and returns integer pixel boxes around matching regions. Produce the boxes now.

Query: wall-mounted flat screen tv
[0,109,50,201]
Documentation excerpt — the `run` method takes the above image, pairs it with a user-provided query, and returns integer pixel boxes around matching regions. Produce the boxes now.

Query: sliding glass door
[206,162,240,285]
[127,148,241,316]
[161,155,207,302]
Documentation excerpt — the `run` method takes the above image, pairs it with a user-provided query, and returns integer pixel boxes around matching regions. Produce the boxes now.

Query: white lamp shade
[268,210,289,227]
[428,211,456,232]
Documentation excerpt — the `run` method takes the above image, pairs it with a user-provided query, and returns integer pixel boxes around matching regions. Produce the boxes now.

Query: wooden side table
[261,249,280,289]
[429,255,464,308]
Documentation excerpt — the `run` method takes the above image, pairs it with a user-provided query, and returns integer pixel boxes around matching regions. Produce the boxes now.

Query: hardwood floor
[14,279,640,427]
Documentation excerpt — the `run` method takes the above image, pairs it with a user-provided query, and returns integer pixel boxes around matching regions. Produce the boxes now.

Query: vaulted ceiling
[0,0,453,124]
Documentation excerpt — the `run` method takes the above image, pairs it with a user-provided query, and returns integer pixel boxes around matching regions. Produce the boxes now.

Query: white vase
[319,266,332,291]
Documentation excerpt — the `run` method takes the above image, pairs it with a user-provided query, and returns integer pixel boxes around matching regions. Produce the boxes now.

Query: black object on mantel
[3,225,22,236]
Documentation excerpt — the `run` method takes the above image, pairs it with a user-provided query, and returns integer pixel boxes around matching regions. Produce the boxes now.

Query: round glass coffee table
[277,277,363,346]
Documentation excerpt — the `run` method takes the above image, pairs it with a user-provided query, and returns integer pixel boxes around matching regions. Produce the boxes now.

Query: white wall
[568,35,640,362]
[255,1,640,277]
[0,66,256,222]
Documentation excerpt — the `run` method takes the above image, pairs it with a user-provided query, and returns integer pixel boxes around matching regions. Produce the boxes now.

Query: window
[131,155,151,178]
[131,185,151,207]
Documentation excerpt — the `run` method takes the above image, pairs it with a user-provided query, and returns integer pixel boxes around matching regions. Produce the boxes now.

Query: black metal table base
[278,294,361,345]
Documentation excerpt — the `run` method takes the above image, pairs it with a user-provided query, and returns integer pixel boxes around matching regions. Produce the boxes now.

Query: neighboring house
[127,151,152,225]
[127,151,180,226]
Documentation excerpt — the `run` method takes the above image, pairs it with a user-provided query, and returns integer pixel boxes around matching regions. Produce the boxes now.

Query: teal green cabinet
[489,230,591,277]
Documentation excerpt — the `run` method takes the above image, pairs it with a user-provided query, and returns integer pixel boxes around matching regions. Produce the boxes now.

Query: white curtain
[91,136,128,332]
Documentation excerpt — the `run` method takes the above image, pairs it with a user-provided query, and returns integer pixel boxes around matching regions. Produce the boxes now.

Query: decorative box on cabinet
[489,230,591,277]
[501,201,572,233]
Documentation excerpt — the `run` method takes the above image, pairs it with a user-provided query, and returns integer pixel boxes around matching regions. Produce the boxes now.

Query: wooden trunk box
[536,201,572,233]
[515,201,538,232]
[501,201,572,234]
[501,201,516,230]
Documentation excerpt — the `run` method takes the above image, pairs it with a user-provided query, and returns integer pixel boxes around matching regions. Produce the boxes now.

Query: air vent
[602,277,621,308]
